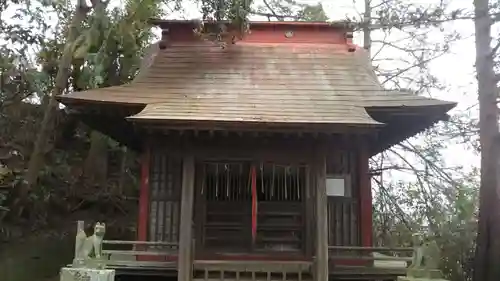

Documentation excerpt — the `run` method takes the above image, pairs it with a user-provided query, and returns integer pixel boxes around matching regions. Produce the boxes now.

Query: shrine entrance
[193,160,308,258]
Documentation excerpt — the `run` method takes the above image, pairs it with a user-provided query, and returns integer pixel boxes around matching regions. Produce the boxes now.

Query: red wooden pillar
[359,142,373,248]
[137,147,151,261]
[137,147,151,242]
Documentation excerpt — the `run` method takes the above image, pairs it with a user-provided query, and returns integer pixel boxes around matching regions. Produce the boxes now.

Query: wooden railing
[328,245,413,272]
[72,221,415,280]
[100,240,179,268]
[329,246,413,261]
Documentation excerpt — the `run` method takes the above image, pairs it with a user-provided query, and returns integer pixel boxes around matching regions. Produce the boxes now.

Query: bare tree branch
[262,0,283,21]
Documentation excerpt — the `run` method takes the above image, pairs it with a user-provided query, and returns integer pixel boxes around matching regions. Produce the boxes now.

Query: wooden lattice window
[148,153,182,250]
[198,161,308,253]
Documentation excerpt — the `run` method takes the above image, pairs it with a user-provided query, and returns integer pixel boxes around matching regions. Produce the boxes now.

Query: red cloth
[250,165,258,242]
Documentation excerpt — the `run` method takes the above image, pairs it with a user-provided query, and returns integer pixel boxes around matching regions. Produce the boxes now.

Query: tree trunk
[118,146,128,194]
[15,3,92,216]
[81,47,120,188]
[473,0,500,280]
[363,0,372,57]
[83,131,108,187]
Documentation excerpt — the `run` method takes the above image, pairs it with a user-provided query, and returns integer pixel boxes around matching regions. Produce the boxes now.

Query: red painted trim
[138,148,150,241]
[134,255,178,262]
[141,254,307,262]
[137,147,151,261]
[359,144,373,266]
[138,255,361,264]
[243,27,345,44]
[161,20,348,44]
[250,165,258,243]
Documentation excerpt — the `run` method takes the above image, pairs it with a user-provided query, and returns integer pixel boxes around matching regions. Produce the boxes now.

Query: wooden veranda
[73,221,414,281]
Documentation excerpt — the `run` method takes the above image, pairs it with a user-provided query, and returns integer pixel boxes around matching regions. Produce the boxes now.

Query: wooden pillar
[359,141,373,247]
[314,146,329,281]
[178,155,195,281]
[137,148,150,242]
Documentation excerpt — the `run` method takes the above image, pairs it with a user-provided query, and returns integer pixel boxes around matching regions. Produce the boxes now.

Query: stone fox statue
[407,233,443,279]
[75,222,106,260]
[409,233,440,270]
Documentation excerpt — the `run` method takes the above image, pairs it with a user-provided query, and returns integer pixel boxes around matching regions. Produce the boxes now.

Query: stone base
[60,267,115,281]
[398,277,448,281]
[406,268,444,279]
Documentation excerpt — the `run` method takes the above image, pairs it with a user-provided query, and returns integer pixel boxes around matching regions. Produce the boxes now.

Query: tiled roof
[59,40,455,126]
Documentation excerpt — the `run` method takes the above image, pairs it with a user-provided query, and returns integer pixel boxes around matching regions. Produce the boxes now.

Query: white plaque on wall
[326,177,346,197]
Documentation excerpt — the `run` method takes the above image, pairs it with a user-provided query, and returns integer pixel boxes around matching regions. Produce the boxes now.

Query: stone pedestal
[60,267,115,281]
[398,277,448,281]
[398,268,449,281]
[407,268,444,279]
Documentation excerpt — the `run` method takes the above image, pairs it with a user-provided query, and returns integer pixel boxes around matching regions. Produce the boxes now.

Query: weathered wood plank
[178,154,196,281]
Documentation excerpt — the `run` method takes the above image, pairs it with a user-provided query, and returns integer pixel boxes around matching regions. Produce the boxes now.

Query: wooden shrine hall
[58,19,456,281]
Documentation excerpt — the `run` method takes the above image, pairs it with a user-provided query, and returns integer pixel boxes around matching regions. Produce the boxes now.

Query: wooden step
[193,271,313,281]
[193,260,313,281]
[193,277,313,281]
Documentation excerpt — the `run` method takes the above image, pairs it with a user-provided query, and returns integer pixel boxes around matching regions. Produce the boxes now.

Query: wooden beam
[178,154,195,281]
[137,121,379,135]
[314,144,329,281]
